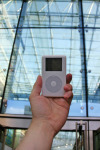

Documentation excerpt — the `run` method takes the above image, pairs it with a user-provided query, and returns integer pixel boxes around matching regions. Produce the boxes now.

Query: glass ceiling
[0,0,100,117]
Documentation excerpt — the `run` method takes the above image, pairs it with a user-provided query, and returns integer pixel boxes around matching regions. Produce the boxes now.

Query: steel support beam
[78,0,88,116]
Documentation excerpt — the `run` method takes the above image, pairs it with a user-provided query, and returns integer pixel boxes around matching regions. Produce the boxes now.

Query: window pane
[85,29,100,116]
[0,0,22,29]
[2,28,86,116]
[1,0,87,116]
[0,0,22,108]
[83,0,100,28]
[23,0,79,27]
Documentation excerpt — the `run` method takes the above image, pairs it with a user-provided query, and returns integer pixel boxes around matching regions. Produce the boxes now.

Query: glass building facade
[0,0,100,116]
[0,0,100,149]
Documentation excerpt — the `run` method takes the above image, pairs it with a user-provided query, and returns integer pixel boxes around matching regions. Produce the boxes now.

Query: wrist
[25,118,55,150]
[16,118,55,150]
[30,118,55,138]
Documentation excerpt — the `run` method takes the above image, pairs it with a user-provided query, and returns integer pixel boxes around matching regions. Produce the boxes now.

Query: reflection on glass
[13,130,27,149]
[52,131,84,150]
[5,129,14,148]
[0,129,27,150]
[0,129,85,150]
[94,130,100,150]
[5,100,32,115]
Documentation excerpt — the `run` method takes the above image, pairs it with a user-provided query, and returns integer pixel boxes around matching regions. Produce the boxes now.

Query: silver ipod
[42,55,66,97]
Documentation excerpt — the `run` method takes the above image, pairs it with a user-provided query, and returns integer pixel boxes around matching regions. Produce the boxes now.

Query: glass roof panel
[24,0,79,27]
[0,0,22,29]
[83,0,100,27]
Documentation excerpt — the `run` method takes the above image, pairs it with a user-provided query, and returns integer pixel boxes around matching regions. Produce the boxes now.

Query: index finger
[66,74,72,84]
[30,75,42,97]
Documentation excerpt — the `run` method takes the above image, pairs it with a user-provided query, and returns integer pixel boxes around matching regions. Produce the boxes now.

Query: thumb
[31,75,42,97]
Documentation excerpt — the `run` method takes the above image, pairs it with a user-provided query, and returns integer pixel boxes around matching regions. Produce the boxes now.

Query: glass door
[52,121,88,150]
[94,128,100,150]
[0,128,7,150]
[0,124,87,150]
[0,128,27,150]
[0,128,3,150]
[52,131,85,150]
[76,123,86,150]
[1,117,100,150]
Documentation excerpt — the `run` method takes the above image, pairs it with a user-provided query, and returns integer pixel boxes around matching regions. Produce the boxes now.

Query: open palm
[29,74,73,135]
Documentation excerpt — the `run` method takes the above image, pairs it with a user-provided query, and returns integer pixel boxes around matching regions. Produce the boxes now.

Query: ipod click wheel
[42,55,66,97]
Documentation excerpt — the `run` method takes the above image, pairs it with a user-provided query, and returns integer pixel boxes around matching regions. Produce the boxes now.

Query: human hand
[29,74,73,136]
[16,74,73,150]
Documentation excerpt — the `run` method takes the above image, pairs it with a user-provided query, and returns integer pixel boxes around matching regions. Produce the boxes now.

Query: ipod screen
[46,58,62,71]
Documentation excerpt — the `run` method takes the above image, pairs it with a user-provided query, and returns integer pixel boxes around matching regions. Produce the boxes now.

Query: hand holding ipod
[17,74,73,150]
[29,72,73,135]
[29,74,73,134]
[42,55,66,97]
